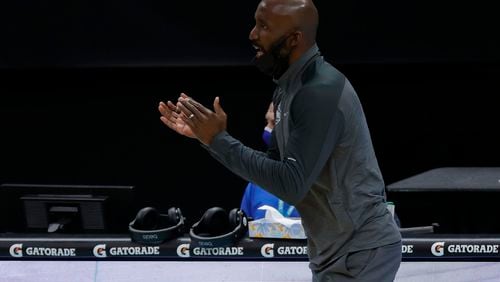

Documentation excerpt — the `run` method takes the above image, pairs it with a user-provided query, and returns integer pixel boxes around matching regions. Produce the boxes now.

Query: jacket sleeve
[206,85,345,205]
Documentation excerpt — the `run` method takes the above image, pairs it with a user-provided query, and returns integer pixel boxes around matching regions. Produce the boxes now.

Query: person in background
[240,102,300,219]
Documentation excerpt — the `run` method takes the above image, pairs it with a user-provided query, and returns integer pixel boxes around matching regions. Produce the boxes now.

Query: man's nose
[249,26,258,41]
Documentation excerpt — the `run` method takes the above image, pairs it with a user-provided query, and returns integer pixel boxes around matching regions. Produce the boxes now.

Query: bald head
[249,0,320,69]
[260,0,319,44]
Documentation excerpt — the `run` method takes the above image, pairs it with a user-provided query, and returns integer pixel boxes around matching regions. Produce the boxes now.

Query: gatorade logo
[9,244,23,258]
[431,242,445,256]
[176,243,190,258]
[261,243,274,258]
[93,244,107,258]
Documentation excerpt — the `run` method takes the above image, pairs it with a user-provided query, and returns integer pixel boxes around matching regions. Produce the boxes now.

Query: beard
[252,34,292,79]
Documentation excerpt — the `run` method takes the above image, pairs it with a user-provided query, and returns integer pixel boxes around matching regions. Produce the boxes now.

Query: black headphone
[189,207,248,248]
[129,207,185,245]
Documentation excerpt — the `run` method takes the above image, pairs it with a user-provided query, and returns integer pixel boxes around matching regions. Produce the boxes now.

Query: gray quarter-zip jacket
[206,44,401,275]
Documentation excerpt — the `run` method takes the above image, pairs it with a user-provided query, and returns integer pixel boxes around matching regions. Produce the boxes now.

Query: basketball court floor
[1,260,500,282]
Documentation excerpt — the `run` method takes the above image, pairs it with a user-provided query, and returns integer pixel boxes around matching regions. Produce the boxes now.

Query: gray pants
[312,241,402,282]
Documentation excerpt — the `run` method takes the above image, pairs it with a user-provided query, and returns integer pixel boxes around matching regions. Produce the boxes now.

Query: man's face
[249,1,293,59]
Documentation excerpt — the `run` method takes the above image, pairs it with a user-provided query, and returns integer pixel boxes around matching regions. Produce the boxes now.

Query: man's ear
[289,31,302,47]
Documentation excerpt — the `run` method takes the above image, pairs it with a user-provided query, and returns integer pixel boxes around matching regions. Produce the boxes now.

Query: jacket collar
[274,44,320,91]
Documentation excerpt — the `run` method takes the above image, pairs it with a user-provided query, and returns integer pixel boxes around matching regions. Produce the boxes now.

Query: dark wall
[1,0,498,67]
[1,62,499,225]
[0,0,499,226]
[0,66,275,224]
